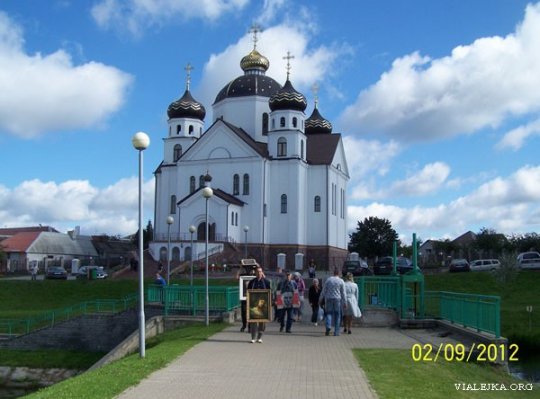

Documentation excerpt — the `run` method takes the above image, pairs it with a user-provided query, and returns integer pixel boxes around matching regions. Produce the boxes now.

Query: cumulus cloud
[91,0,249,36]
[339,3,540,144]
[348,165,540,242]
[0,178,154,236]
[0,11,132,138]
[496,118,540,151]
[197,23,350,114]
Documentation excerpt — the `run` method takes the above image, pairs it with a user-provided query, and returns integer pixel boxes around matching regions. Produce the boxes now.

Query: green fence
[355,276,500,338]
[147,285,240,316]
[357,276,401,310]
[0,294,139,337]
[424,291,501,338]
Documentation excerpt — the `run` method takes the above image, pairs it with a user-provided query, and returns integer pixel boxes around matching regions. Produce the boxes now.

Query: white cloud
[339,3,540,144]
[257,0,288,25]
[496,118,540,151]
[0,12,132,138]
[388,162,450,197]
[0,178,154,236]
[91,0,249,36]
[348,165,540,241]
[197,23,349,114]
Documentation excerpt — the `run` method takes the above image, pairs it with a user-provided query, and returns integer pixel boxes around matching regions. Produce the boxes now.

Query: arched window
[262,113,269,135]
[233,174,240,195]
[292,117,297,128]
[176,125,181,134]
[280,117,286,128]
[231,211,234,225]
[170,195,177,214]
[199,175,205,188]
[314,196,321,212]
[271,118,275,129]
[190,176,196,193]
[189,125,194,135]
[277,137,287,157]
[301,140,304,159]
[243,174,249,195]
[235,212,238,226]
[173,144,182,162]
[281,194,287,213]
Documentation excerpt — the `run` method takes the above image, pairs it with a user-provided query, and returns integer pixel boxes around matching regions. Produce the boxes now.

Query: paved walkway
[115,321,452,399]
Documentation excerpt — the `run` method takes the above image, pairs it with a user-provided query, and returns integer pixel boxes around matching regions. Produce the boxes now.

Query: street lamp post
[243,225,249,259]
[189,225,196,288]
[166,216,174,285]
[202,173,213,326]
[131,131,150,359]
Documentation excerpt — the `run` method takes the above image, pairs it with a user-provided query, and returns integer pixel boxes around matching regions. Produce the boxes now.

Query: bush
[492,252,519,284]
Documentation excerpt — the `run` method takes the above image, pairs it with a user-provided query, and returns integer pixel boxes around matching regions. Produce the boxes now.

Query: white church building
[149,42,350,271]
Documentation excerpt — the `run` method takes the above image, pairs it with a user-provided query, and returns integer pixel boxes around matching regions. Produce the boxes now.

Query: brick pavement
[116,321,424,399]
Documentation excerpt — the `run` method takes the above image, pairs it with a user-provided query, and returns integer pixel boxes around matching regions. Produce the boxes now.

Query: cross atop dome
[249,23,262,50]
[283,51,295,80]
[311,82,320,108]
[184,63,193,90]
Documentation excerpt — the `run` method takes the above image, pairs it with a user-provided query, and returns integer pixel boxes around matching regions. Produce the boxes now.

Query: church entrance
[197,222,216,241]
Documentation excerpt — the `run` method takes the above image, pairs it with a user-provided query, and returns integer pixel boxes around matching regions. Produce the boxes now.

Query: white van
[517,252,540,270]
[469,259,500,272]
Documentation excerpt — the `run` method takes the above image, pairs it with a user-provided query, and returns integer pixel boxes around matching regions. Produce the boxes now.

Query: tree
[473,227,508,258]
[348,217,399,260]
[132,220,154,250]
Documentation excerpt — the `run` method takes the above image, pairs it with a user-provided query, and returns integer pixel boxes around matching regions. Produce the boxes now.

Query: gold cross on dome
[249,23,262,50]
[184,63,193,90]
[311,82,320,108]
[283,51,295,80]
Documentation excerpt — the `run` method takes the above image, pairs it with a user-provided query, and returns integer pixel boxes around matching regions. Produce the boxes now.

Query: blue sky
[1,0,540,244]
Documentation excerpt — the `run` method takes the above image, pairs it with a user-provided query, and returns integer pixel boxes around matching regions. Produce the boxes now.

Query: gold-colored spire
[283,51,295,80]
[184,63,193,90]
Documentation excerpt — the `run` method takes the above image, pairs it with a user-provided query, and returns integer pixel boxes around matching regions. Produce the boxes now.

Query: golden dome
[240,49,270,72]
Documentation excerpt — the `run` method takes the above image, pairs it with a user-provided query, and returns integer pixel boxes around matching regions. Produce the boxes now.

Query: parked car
[45,266,68,280]
[342,259,372,276]
[76,266,108,279]
[517,252,540,270]
[469,259,500,272]
[374,256,414,275]
[449,259,470,272]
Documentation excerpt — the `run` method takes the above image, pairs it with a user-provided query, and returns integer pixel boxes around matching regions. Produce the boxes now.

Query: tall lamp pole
[202,173,213,326]
[243,225,249,259]
[166,216,174,285]
[131,131,150,359]
[189,225,196,288]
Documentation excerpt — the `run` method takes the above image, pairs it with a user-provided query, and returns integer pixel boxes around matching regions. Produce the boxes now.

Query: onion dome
[305,105,332,134]
[269,79,307,112]
[214,48,280,104]
[167,89,206,120]
[240,49,270,73]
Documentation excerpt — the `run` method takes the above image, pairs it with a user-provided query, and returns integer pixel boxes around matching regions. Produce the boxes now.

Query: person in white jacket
[343,273,362,334]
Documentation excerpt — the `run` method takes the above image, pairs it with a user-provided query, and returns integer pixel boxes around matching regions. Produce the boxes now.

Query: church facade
[149,44,350,271]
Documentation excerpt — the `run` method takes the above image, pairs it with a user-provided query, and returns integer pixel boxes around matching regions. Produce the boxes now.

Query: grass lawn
[23,322,227,399]
[0,280,139,318]
[425,271,540,352]
[355,349,539,399]
[0,349,105,369]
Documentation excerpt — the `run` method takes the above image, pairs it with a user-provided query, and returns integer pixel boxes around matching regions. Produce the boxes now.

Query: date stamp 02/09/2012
[410,342,519,363]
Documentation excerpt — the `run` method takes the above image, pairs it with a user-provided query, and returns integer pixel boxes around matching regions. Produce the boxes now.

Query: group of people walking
[237,262,362,343]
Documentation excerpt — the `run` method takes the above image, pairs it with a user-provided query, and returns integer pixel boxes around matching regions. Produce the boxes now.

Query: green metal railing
[147,285,239,316]
[425,291,501,338]
[0,294,139,337]
[355,276,500,338]
[357,276,401,310]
